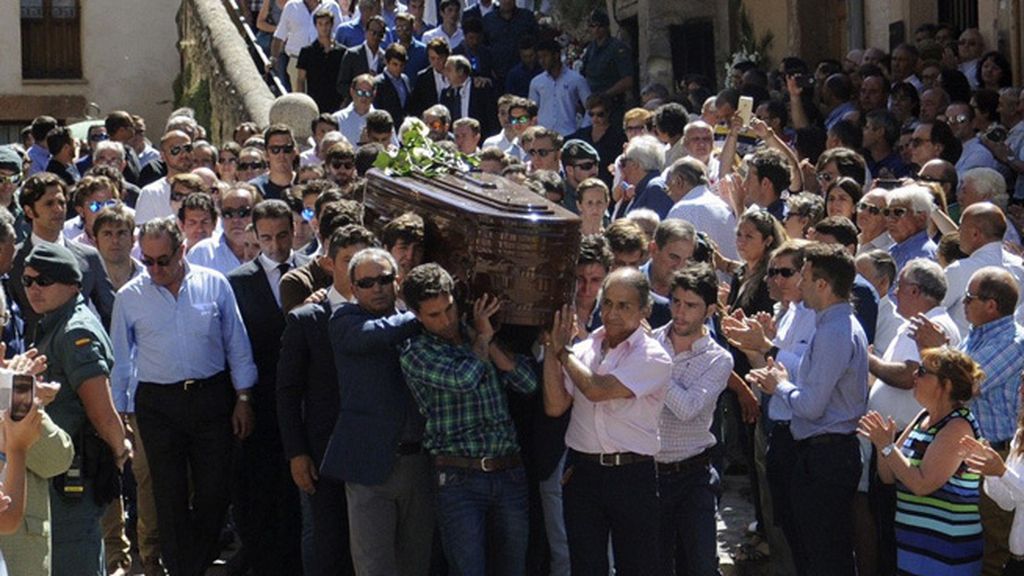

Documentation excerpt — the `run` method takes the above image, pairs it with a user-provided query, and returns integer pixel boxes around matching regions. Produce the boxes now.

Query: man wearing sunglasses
[337,15,387,107]
[946,102,1002,181]
[10,173,116,342]
[135,130,194,225]
[250,124,298,202]
[188,186,256,275]
[325,248,433,576]
[226,199,309,573]
[335,74,379,148]
[560,139,600,214]
[885,185,937,275]
[855,188,894,255]
[0,146,29,243]
[110,216,256,576]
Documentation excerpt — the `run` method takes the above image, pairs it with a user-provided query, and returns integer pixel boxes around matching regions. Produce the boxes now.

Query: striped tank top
[895,406,983,576]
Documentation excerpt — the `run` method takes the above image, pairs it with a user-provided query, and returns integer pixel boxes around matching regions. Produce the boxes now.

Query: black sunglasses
[21,275,56,288]
[572,161,596,171]
[767,267,797,278]
[221,207,253,219]
[141,253,177,268]
[354,273,396,289]
[169,144,193,156]
[856,202,882,215]
[330,159,355,170]
[914,365,936,378]
[268,144,296,155]
[238,162,266,171]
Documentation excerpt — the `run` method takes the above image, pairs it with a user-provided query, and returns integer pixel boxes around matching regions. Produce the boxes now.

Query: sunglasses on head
[767,267,797,278]
[268,144,295,155]
[0,174,21,186]
[169,144,193,156]
[330,159,355,170]
[221,206,252,219]
[238,161,266,171]
[88,199,118,213]
[21,275,56,288]
[354,272,396,289]
[856,202,882,215]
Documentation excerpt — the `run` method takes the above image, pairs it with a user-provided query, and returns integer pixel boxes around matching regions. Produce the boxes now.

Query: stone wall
[177,0,275,144]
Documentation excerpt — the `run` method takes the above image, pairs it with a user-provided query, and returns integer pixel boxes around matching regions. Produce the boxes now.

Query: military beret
[25,243,82,285]
[0,146,22,174]
[561,139,600,163]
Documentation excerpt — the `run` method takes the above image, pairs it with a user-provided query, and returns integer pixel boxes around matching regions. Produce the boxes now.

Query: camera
[984,125,1008,143]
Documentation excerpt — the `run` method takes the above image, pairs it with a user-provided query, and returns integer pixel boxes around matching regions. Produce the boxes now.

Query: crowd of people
[3,1,1024,576]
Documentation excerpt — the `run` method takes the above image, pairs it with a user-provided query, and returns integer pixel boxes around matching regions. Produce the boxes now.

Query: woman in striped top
[859,347,985,575]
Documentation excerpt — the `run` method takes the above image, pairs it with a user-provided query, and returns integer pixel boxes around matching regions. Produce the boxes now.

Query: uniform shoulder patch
[74,337,92,347]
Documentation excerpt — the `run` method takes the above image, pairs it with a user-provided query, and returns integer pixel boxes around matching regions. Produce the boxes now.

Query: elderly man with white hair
[665,156,738,260]
[885,184,937,274]
[616,134,669,219]
[959,166,1021,246]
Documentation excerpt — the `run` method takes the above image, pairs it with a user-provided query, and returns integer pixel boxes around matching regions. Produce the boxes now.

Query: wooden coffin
[363,169,581,327]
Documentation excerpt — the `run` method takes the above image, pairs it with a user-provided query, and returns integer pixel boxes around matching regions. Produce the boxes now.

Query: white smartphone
[737,96,754,127]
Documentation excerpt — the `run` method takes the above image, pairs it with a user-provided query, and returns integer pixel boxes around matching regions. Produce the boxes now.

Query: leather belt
[140,371,228,392]
[657,449,712,475]
[796,432,857,448]
[574,451,653,467]
[990,439,1011,452]
[396,442,425,455]
[434,454,522,472]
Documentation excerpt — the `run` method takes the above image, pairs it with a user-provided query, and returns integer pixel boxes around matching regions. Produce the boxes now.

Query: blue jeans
[538,451,570,576]
[435,465,529,576]
[658,459,721,576]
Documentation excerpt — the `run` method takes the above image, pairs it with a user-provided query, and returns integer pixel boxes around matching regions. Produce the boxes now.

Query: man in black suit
[375,43,412,126]
[10,172,115,343]
[441,55,498,137]
[336,15,388,107]
[227,199,309,576]
[43,126,81,187]
[409,37,451,119]
[324,247,433,576]
[105,110,143,186]
[277,224,377,576]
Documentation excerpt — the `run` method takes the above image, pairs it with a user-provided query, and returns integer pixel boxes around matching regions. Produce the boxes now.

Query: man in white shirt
[958,28,985,90]
[855,250,900,354]
[665,157,738,260]
[943,203,1024,334]
[529,39,591,137]
[135,131,194,225]
[334,73,378,145]
[421,0,463,50]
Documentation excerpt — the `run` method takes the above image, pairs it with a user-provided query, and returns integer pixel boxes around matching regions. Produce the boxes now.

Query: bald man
[941,203,1024,334]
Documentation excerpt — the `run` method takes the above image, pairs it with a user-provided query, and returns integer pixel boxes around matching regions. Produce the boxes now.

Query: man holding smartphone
[23,243,130,576]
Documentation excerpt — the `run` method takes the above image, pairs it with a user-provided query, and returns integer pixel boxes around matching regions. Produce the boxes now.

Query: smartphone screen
[10,375,33,422]
[737,96,754,127]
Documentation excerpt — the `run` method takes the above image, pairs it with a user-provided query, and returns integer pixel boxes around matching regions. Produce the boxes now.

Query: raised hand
[857,411,896,450]
[472,293,502,343]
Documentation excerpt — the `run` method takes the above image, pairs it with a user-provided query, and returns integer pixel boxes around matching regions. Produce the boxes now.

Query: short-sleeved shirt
[563,325,672,455]
[36,295,114,438]
[297,40,345,113]
[581,37,632,96]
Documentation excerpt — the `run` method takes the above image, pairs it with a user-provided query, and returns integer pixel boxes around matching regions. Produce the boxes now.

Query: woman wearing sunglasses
[859,347,984,576]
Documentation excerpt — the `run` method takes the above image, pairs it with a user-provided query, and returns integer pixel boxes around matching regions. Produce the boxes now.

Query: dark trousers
[868,452,898,576]
[562,450,660,576]
[766,425,798,549]
[135,379,234,576]
[658,458,721,576]
[1004,557,1024,576]
[308,474,355,576]
[232,426,303,576]
[788,435,861,576]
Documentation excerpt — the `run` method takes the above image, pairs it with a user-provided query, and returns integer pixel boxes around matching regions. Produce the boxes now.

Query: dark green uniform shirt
[581,37,633,96]
[35,294,114,439]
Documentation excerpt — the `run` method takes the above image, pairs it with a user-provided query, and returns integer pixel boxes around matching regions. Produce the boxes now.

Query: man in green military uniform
[23,243,131,576]
[581,9,635,124]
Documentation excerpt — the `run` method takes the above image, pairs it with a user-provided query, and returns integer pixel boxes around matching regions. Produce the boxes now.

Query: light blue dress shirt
[187,233,244,276]
[110,263,257,412]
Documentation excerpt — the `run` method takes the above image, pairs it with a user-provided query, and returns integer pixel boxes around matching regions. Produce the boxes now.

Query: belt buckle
[479,457,494,472]
[183,379,197,391]
[598,453,620,466]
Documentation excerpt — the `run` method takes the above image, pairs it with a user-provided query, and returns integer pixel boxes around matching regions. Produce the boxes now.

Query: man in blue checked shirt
[913,265,1024,575]
[400,264,537,576]
[110,216,257,576]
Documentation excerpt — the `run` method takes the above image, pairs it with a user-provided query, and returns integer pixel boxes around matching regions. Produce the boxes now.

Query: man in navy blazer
[440,55,498,138]
[227,199,308,575]
[336,15,388,107]
[374,44,413,127]
[325,247,433,576]
[277,224,377,576]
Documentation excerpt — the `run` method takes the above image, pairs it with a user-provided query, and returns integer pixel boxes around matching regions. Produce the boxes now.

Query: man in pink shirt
[543,266,672,576]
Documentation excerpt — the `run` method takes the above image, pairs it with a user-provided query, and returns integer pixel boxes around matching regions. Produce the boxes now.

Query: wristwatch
[237,393,252,403]
[881,443,896,458]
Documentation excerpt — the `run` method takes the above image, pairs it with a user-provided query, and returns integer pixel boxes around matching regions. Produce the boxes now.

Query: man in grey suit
[9,172,116,342]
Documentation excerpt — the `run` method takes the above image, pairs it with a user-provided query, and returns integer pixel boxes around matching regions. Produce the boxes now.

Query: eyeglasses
[88,199,118,213]
[367,27,386,37]
[910,137,931,148]
[882,207,912,218]
[268,144,295,155]
[221,206,252,219]
[168,144,193,156]
[856,202,882,215]
[238,161,266,171]
[767,267,797,278]
[0,174,21,186]
[590,110,607,118]
[354,88,375,99]
[218,156,238,165]
[89,133,109,142]
[509,115,530,125]
[914,365,937,378]
[571,161,596,171]
[528,148,555,158]
[21,275,56,288]
[330,159,355,170]
[354,272,396,289]
[947,113,969,125]
[963,290,991,305]
[301,207,315,222]
[170,190,192,202]
[141,252,178,268]
[815,172,835,184]
[625,124,645,133]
